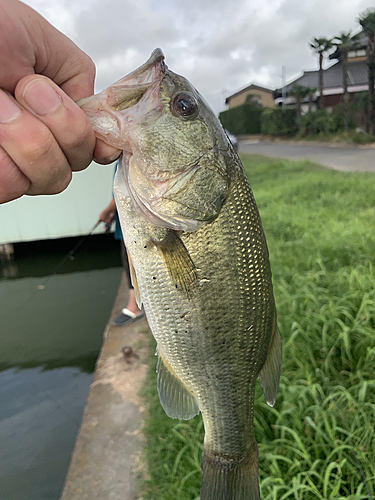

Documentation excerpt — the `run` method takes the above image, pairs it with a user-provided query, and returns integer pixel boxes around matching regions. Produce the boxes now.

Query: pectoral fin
[152,230,197,293]
[258,325,282,407]
[157,351,200,420]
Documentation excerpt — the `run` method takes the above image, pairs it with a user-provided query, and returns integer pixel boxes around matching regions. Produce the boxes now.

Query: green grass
[140,155,375,500]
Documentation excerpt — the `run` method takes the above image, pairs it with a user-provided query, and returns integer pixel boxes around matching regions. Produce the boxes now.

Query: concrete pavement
[238,138,375,173]
[60,275,151,500]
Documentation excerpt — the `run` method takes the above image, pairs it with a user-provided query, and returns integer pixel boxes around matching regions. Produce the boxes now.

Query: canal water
[0,235,123,500]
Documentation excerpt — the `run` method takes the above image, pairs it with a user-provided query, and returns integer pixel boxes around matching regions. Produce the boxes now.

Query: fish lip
[77,48,166,114]
[123,48,165,84]
[105,48,166,110]
[112,48,165,92]
[76,49,166,149]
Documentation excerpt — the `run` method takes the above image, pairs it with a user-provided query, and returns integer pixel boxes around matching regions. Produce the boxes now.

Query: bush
[299,105,357,136]
[351,131,375,144]
[219,104,262,135]
[260,108,298,136]
[299,110,336,135]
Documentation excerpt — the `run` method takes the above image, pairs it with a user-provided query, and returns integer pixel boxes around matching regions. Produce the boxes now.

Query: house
[274,32,369,111]
[225,84,276,109]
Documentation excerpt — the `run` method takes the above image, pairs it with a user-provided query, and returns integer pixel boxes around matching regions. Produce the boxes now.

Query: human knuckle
[47,170,72,195]
[84,55,96,81]
[0,150,30,202]
[0,182,27,203]
[24,128,55,163]
[68,123,91,151]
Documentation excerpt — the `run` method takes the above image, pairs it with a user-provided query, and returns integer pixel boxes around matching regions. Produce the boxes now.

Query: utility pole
[282,66,287,110]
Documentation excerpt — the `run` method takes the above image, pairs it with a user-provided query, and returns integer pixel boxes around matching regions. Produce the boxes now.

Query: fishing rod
[42,220,105,280]
[19,220,111,305]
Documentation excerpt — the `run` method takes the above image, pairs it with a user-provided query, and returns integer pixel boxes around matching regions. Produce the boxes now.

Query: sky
[24,0,375,115]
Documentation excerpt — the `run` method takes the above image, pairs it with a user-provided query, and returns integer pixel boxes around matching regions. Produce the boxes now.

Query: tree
[244,94,263,108]
[290,85,310,122]
[359,9,375,134]
[333,31,361,131]
[306,87,318,113]
[309,37,333,109]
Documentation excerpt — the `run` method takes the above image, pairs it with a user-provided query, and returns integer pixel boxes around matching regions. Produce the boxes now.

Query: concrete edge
[60,273,151,500]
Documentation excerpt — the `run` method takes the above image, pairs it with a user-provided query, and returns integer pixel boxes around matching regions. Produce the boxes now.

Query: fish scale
[184,175,272,432]
[80,48,282,500]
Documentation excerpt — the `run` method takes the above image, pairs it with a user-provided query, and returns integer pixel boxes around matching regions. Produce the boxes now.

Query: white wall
[0,162,116,244]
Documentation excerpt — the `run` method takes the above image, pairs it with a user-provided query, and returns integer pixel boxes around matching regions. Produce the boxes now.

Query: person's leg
[113,242,142,326]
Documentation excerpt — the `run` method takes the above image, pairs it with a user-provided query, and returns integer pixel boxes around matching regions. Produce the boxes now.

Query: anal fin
[258,325,282,407]
[157,351,199,420]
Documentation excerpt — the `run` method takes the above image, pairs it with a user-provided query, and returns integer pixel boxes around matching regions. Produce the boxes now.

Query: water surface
[0,236,122,500]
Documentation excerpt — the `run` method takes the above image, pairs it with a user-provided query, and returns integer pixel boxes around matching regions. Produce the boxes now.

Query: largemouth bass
[79,49,282,500]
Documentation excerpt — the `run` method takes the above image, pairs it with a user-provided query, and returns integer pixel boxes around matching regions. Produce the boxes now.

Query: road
[238,139,375,173]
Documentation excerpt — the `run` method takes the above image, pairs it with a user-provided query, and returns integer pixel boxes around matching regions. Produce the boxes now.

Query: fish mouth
[77,48,166,148]
[105,48,166,111]
[123,48,165,86]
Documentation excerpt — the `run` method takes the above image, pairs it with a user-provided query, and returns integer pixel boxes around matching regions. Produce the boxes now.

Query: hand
[99,199,117,224]
[0,0,121,204]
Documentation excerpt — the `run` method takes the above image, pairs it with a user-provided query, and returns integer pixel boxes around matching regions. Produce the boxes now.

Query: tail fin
[201,442,260,500]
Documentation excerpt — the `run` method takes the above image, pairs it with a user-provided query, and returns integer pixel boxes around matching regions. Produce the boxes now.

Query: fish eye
[171,93,198,118]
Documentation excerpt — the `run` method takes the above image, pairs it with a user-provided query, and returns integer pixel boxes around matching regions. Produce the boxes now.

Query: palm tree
[359,9,375,134]
[290,85,310,122]
[333,31,361,131]
[309,37,333,109]
[306,87,318,113]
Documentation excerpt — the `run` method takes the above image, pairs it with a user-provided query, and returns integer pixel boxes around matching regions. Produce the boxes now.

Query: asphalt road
[238,139,375,173]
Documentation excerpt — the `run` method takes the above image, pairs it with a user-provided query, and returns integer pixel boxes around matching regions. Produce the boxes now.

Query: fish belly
[116,171,278,500]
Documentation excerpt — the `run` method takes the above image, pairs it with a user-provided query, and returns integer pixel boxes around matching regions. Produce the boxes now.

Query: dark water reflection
[0,236,122,500]
[0,367,92,500]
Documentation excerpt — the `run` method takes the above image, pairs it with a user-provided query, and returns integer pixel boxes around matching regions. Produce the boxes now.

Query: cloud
[24,0,374,114]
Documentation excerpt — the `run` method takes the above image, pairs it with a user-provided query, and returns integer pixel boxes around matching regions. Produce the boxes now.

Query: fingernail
[23,79,62,115]
[0,90,21,123]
